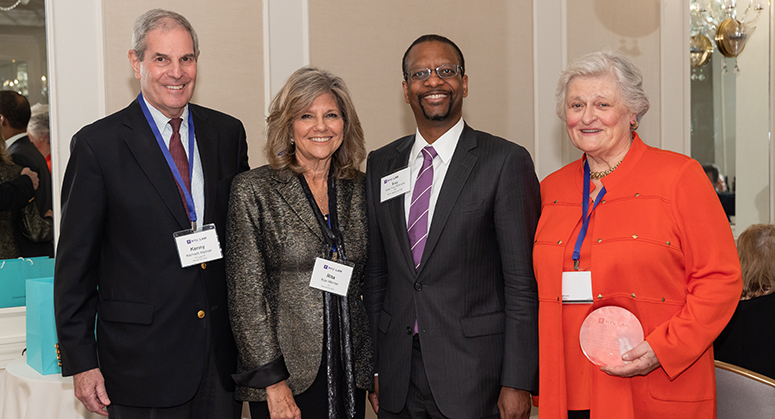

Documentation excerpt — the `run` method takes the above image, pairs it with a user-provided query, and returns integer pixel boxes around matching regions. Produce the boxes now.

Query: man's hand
[73,368,110,416]
[497,386,532,419]
[601,340,660,377]
[368,375,379,414]
[20,167,39,190]
[266,380,301,419]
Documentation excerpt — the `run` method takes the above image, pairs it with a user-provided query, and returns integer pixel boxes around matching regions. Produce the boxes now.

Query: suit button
[406,326,412,335]
[414,283,422,291]
[201,263,207,269]
[197,310,205,319]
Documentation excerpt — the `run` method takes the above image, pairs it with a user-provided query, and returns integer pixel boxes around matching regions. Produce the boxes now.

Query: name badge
[173,224,223,268]
[562,271,593,303]
[309,257,353,297]
[380,167,411,202]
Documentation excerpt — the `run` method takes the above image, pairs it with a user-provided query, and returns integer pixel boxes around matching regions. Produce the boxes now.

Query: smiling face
[292,92,344,172]
[129,25,198,119]
[564,75,638,161]
[402,41,468,136]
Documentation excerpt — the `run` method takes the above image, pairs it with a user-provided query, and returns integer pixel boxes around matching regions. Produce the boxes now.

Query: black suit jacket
[7,135,53,257]
[54,99,249,407]
[363,124,540,418]
[0,174,34,211]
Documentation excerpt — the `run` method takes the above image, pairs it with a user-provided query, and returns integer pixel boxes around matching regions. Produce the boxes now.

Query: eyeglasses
[404,64,463,82]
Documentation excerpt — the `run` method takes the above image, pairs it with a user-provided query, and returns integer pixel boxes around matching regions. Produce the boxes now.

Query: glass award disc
[579,306,644,367]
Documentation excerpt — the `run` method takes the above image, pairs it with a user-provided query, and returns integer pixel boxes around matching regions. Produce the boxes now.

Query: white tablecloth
[1,355,102,419]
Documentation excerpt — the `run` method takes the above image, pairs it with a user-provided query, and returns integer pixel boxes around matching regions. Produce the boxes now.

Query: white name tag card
[380,167,411,203]
[309,257,353,297]
[173,223,223,268]
[562,270,594,303]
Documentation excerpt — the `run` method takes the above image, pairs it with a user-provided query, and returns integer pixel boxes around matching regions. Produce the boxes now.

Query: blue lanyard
[326,215,337,253]
[572,160,606,270]
[137,93,198,227]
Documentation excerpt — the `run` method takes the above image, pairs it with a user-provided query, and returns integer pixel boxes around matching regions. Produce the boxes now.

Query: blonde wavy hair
[264,66,365,180]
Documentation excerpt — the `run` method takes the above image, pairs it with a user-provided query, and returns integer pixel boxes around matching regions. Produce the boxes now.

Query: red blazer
[533,134,741,419]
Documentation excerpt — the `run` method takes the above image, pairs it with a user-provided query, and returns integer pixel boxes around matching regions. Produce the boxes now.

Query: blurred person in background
[28,103,51,171]
[715,223,775,379]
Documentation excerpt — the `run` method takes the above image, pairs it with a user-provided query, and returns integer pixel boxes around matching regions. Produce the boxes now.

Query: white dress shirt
[5,132,27,149]
[404,117,465,227]
[142,95,205,225]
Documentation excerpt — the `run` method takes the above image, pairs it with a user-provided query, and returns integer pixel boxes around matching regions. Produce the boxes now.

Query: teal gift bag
[0,257,55,308]
[26,276,62,375]
[0,258,27,308]
[25,256,55,281]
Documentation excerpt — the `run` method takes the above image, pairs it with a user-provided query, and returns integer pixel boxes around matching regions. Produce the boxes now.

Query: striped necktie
[407,146,437,270]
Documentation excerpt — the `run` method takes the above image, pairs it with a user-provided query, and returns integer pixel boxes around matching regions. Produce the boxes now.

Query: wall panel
[102,2,266,167]
[307,0,535,158]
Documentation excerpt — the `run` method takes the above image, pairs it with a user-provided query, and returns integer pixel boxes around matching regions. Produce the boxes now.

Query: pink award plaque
[579,306,644,367]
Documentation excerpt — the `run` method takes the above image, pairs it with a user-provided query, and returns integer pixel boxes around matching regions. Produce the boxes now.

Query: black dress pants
[378,335,499,419]
[108,345,240,419]
[248,361,366,419]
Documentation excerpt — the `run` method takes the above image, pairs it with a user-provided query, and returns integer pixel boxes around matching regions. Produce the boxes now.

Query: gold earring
[630,121,639,130]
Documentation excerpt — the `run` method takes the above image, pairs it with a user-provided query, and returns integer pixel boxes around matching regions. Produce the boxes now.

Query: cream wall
[101,2,266,167]
[307,0,535,158]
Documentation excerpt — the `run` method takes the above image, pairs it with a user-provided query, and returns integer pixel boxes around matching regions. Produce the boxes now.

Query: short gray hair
[555,50,650,125]
[132,9,199,61]
[28,103,49,139]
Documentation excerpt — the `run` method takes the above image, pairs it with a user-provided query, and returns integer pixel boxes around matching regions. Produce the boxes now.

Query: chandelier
[690,0,764,76]
[0,0,29,12]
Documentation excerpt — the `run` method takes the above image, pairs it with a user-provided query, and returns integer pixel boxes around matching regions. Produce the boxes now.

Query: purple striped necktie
[407,146,437,270]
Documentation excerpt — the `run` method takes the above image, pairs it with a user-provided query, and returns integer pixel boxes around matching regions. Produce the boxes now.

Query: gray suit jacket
[226,166,374,401]
[363,124,540,418]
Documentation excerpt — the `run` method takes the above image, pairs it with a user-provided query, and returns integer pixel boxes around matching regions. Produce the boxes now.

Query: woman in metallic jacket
[226,66,373,419]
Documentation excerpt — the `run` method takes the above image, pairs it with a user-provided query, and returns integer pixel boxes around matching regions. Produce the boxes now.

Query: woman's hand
[368,376,379,413]
[266,381,301,419]
[20,167,39,190]
[601,340,660,377]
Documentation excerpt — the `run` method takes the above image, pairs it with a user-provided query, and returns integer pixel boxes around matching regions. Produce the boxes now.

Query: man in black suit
[54,9,248,418]
[363,35,540,419]
[1,90,53,256]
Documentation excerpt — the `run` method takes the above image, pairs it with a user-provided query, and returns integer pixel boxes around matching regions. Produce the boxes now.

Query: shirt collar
[5,132,27,148]
[141,94,190,135]
[411,117,464,164]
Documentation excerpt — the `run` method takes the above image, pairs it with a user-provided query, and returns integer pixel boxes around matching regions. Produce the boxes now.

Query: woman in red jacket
[534,50,742,419]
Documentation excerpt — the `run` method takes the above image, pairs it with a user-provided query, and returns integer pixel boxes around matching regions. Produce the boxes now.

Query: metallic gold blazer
[226,165,373,401]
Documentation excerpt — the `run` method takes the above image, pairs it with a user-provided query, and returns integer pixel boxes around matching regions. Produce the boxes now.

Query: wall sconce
[690,0,764,74]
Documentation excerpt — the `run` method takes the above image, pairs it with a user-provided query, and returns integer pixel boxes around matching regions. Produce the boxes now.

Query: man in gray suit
[363,35,540,419]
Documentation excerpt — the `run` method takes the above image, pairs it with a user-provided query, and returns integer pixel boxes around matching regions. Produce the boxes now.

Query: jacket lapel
[271,169,324,242]
[190,105,217,225]
[417,125,478,276]
[385,137,416,274]
[121,100,191,229]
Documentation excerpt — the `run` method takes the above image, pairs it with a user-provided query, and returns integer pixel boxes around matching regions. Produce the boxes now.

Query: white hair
[555,50,650,126]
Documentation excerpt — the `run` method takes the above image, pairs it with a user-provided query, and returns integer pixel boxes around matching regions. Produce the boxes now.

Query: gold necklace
[590,158,624,180]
